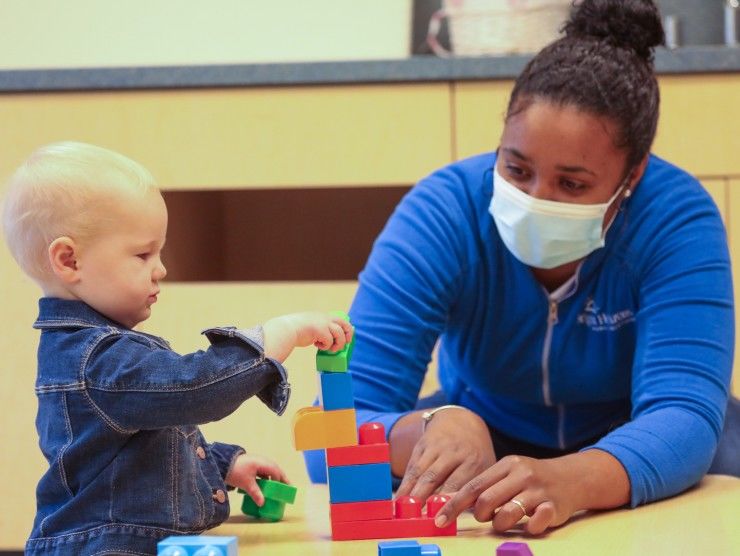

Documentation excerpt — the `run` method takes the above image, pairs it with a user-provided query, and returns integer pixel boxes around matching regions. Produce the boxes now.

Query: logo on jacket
[577,297,635,331]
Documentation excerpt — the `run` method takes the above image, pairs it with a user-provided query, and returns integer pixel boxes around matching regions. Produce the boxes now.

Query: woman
[305,0,735,534]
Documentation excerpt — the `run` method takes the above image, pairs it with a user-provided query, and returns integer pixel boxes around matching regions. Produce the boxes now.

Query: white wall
[0,0,412,69]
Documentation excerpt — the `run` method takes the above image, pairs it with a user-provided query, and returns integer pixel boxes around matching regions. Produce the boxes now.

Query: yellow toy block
[292,407,358,451]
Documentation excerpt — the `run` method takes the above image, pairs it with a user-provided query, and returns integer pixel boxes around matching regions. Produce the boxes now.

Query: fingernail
[435,514,447,527]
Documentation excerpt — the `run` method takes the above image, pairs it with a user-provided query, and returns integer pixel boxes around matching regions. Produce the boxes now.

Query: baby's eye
[136,253,150,260]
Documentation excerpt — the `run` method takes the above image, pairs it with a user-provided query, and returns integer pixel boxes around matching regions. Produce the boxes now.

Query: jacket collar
[33,297,124,330]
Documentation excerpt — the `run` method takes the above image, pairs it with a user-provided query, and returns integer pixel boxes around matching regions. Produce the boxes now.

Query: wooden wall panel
[701,178,728,225]
[0,84,451,190]
[453,74,740,178]
[654,74,740,177]
[452,80,512,160]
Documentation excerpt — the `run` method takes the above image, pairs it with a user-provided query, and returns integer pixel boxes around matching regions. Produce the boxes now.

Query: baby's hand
[263,312,353,362]
[225,453,289,507]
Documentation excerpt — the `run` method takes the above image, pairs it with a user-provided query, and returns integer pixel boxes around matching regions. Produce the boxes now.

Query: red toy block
[359,422,386,444]
[425,494,449,517]
[326,442,390,467]
[330,494,457,541]
[331,516,456,541]
[330,499,394,523]
[394,495,423,518]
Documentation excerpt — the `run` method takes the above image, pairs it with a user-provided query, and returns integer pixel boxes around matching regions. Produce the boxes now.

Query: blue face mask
[489,166,630,269]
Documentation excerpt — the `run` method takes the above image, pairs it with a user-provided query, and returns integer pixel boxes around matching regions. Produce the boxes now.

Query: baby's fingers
[313,326,335,350]
[333,317,354,341]
[256,461,290,485]
[242,476,265,507]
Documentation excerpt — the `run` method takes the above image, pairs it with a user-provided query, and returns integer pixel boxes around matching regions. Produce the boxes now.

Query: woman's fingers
[491,496,536,532]
[408,454,460,501]
[396,441,438,497]
[438,452,495,501]
[526,500,556,535]
[433,463,509,528]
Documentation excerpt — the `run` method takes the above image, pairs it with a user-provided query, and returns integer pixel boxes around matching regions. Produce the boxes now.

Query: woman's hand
[393,407,496,501]
[225,453,290,507]
[432,450,630,535]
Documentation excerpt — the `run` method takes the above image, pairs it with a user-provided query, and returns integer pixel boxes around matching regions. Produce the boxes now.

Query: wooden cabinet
[0,84,452,189]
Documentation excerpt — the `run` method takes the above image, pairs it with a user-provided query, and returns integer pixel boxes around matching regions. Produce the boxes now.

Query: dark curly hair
[507,0,665,170]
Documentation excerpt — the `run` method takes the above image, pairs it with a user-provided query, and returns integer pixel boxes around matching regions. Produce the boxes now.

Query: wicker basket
[427,0,572,57]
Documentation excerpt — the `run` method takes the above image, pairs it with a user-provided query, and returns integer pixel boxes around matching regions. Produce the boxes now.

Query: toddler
[2,142,353,555]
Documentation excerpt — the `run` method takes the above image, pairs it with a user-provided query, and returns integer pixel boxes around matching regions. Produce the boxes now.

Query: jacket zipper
[541,298,559,407]
[540,265,583,450]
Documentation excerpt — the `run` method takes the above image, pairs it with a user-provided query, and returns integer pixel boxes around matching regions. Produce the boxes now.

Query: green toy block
[258,478,297,503]
[238,478,297,521]
[256,498,288,522]
[241,494,286,522]
[240,492,262,518]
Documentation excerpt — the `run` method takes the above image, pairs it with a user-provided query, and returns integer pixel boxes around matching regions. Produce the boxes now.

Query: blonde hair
[2,141,157,283]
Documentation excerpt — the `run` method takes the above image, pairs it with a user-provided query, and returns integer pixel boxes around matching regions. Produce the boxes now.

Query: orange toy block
[292,407,358,451]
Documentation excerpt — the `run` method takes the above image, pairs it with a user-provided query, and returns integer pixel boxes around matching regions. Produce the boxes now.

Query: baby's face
[74,189,168,328]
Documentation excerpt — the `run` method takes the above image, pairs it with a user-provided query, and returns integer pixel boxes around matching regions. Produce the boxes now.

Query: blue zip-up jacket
[27,298,290,556]
[305,152,734,507]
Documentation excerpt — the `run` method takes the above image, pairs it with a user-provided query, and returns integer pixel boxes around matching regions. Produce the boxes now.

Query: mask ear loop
[603,183,633,238]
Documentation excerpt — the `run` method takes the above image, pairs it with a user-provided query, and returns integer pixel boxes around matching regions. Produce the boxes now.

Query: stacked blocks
[378,540,442,555]
[239,478,297,521]
[157,535,237,555]
[292,311,457,541]
[292,311,358,451]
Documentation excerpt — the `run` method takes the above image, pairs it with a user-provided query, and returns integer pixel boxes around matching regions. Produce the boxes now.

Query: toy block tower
[292,312,457,541]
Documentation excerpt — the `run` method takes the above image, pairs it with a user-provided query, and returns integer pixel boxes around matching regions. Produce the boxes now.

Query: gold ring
[510,498,528,517]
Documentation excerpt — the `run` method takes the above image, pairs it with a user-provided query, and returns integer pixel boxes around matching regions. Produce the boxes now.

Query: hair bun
[564,0,665,61]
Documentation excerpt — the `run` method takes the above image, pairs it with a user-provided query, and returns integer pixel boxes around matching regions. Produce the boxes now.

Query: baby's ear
[48,237,80,283]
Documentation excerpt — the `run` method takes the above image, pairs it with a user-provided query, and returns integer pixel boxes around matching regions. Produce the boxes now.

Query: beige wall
[1,74,738,548]
[0,0,412,68]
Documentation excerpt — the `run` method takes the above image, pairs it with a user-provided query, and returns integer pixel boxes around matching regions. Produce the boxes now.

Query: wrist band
[421,404,467,433]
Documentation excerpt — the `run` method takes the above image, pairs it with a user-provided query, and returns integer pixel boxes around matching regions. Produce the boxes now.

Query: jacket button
[213,489,227,504]
[195,446,206,459]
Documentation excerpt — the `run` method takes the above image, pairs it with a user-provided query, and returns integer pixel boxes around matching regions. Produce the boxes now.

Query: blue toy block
[378,540,441,556]
[157,535,237,556]
[328,462,392,503]
[319,370,354,410]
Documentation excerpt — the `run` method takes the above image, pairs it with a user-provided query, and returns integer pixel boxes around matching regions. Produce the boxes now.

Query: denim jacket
[25,298,290,556]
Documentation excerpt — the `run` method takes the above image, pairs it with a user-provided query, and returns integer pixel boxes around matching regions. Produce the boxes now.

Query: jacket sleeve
[589,170,734,506]
[209,441,246,485]
[304,164,474,482]
[83,326,291,432]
